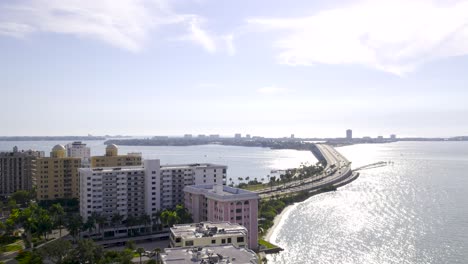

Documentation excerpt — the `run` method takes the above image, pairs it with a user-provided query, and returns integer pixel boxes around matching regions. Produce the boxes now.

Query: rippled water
[0,140,316,183]
[268,142,468,264]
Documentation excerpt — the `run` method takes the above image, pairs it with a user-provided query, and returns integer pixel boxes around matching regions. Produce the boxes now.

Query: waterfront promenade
[257,144,357,198]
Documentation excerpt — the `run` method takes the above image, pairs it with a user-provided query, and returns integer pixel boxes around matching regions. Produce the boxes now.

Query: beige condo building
[36,145,81,201]
[90,144,142,168]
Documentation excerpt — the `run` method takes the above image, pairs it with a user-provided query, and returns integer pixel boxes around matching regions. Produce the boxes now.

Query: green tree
[100,249,133,264]
[15,250,43,264]
[153,247,161,264]
[49,204,65,237]
[138,214,151,233]
[93,213,107,236]
[126,240,136,251]
[136,247,145,264]
[152,210,163,231]
[36,209,53,239]
[111,212,124,237]
[126,216,138,236]
[7,199,18,211]
[66,239,103,264]
[38,239,72,263]
[10,190,32,206]
[174,205,192,224]
[160,210,179,228]
[65,215,83,243]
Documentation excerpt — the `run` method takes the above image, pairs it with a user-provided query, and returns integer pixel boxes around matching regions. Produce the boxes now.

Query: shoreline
[264,202,297,243]
[263,172,360,244]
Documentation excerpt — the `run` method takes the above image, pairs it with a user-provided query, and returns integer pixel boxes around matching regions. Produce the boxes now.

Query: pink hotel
[184,184,260,250]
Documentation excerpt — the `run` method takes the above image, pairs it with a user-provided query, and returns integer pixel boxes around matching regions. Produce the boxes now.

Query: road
[258,144,356,199]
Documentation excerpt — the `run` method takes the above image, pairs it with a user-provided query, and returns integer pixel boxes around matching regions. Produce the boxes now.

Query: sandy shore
[264,203,297,242]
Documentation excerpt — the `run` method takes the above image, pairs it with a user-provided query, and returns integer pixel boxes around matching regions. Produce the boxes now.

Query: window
[237,237,244,243]
[221,239,226,244]
[227,238,232,243]
[185,240,193,246]
[211,239,216,244]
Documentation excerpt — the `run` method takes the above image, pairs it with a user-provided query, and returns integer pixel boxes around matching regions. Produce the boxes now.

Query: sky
[1,0,468,138]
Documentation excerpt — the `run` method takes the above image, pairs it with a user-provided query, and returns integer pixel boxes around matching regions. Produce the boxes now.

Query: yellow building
[36,145,81,201]
[90,144,142,168]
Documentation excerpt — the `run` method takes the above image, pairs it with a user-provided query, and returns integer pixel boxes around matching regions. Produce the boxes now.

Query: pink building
[184,184,260,250]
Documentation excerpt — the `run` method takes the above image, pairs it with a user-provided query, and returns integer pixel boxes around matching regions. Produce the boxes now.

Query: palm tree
[94,213,106,237]
[85,214,96,235]
[153,248,161,264]
[152,210,163,232]
[126,215,138,236]
[136,247,145,264]
[49,203,65,237]
[111,213,124,237]
[139,214,151,234]
[65,215,83,243]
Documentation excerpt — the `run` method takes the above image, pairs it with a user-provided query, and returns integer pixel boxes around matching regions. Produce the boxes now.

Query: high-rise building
[66,141,91,166]
[184,184,260,250]
[36,145,81,201]
[346,129,353,140]
[390,134,397,140]
[291,134,295,139]
[160,164,227,209]
[79,161,228,220]
[90,144,142,168]
[184,134,193,139]
[0,147,44,197]
[79,159,160,221]
[235,133,242,139]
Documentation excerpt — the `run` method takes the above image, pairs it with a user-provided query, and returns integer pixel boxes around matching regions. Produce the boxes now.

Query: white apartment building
[160,164,226,209]
[170,222,248,248]
[66,141,91,166]
[79,160,160,221]
[79,160,227,221]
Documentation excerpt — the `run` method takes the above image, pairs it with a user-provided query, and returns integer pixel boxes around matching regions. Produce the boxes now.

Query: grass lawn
[258,239,279,249]
[0,243,23,253]
[244,184,268,191]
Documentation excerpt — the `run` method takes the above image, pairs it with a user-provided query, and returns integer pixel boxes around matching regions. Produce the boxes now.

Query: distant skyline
[1,0,468,138]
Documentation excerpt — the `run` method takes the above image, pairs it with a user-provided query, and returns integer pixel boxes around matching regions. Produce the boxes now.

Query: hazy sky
[1,0,468,138]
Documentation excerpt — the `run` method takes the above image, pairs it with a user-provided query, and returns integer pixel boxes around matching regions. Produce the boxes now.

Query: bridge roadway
[258,144,355,199]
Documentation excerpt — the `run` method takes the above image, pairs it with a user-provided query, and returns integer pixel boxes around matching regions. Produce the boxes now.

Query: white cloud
[257,86,287,94]
[247,0,468,75]
[186,16,216,53]
[224,34,236,56]
[0,0,222,53]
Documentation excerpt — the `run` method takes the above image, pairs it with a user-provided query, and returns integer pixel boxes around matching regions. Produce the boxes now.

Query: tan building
[0,147,44,197]
[170,222,248,248]
[36,145,81,201]
[161,245,258,264]
[90,144,142,168]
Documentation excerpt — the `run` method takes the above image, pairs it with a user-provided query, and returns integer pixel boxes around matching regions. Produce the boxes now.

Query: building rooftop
[161,163,227,169]
[80,166,145,173]
[184,185,260,202]
[171,222,247,239]
[161,245,258,264]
